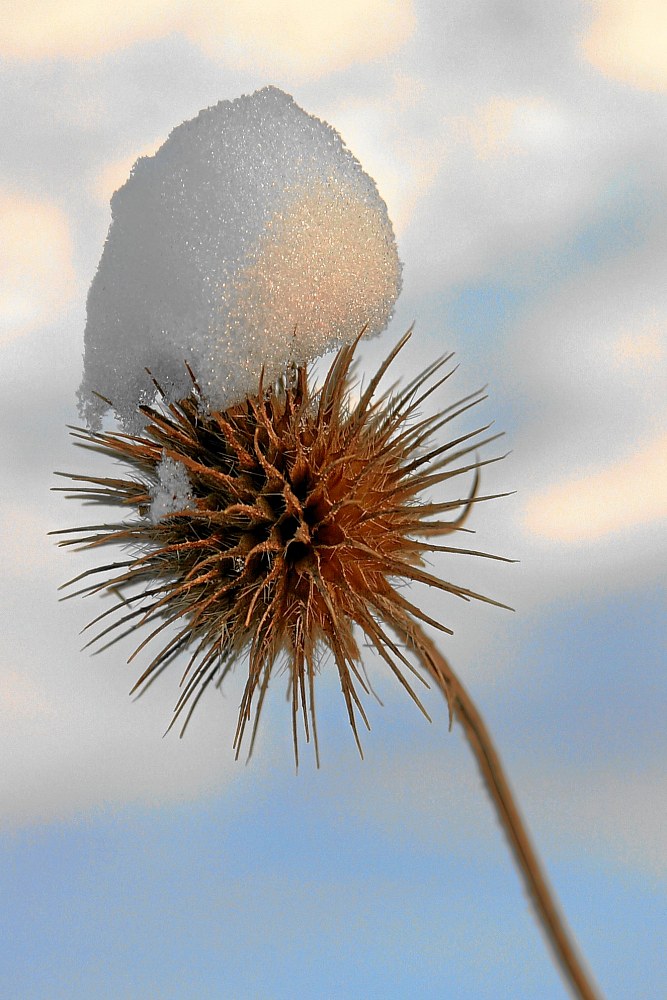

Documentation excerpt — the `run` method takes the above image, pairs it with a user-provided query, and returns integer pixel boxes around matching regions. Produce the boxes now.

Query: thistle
[54,329,509,765]
[55,330,599,999]
[58,87,601,1000]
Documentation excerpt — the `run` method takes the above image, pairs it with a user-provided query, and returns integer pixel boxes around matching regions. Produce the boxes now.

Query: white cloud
[0,473,242,829]
[582,0,667,92]
[0,578,244,829]
[0,189,77,344]
[453,96,570,162]
[506,216,667,468]
[0,502,61,577]
[0,0,415,80]
[402,93,618,290]
[0,683,241,829]
[0,668,56,722]
[498,228,667,602]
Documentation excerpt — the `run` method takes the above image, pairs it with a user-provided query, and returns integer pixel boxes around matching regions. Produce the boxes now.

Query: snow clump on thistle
[78,86,402,432]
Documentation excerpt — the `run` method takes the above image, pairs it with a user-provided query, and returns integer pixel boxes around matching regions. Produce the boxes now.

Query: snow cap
[79,86,402,430]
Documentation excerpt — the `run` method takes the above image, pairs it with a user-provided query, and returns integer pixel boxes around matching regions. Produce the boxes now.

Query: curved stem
[404,622,602,1000]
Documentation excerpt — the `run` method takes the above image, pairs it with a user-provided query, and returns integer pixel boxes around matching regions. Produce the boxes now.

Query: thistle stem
[406,623,602,1000]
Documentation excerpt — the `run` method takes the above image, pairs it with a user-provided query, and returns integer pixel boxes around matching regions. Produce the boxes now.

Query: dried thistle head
[55,330,510,764]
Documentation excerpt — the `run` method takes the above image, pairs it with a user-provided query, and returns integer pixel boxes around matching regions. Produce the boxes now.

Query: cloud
[523,430,667,542]
[497,226,667,602]
[0,466,242,830]
[0,681,241,829]
[0,189,77,344]
[0,503,58,577]
[0,0,415,80]
[582,0,667,92]
[187,0,415,80]
[506,217,667,469]
[2,0,665,836]
[453,95,565,161]
[0,668,56,722]
[402,92,620,290]
[613,319,665,367]
[0,570,243,830]
[376,4,667,298]
[0,0,184,61]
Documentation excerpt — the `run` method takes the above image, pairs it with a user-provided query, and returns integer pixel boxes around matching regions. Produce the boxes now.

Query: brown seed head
[54,330,510,764]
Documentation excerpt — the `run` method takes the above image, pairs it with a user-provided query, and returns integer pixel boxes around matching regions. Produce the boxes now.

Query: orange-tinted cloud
[0,0,183,60]
[582,0,667,91]
[187,0,415,79]
[0,0,415,79]
[613,320,665,369]
[523,430,667,542]
[0,189,76,344]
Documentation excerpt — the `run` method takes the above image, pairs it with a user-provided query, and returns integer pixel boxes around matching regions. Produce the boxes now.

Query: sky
[1,2,665,998]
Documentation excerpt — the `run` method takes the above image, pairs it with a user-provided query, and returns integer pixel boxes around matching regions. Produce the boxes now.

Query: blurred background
[0,2,665,997]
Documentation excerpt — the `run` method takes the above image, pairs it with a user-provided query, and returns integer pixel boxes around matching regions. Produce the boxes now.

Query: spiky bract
[55,331,509,763]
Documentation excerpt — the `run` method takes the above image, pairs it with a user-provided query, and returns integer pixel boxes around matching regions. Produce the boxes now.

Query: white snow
[79,86,402,431]
[148,452,196,524]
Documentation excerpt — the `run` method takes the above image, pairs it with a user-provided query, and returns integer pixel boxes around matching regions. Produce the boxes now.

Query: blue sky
[1,2,665,998]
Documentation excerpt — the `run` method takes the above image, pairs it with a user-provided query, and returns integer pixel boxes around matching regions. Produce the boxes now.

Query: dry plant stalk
[54,330,600,1000]
[406,626,600,1000]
